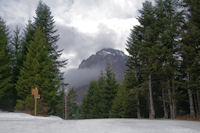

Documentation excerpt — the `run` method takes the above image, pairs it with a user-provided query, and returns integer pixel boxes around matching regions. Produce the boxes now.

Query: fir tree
[32,1,67,114]
[154,0,184,119]
[67,88,78,119]
[0,17,14,110]
[181,0,200,118]
[102,65,118,117]
[16,28,55,114]
[126,1,157,119]
[81,81,98,119]
[20,20,35,65]
[109,84,128,118]
[11,26,22,105]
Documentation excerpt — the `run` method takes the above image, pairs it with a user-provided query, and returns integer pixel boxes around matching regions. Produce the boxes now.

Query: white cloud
[0,0,152,71]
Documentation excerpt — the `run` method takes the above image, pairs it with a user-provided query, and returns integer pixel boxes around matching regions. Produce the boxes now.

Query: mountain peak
[96,48,126,57]
[78,48,127,78]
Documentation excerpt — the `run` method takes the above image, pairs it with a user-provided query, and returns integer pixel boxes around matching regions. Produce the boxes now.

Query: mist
[64,65,103,88]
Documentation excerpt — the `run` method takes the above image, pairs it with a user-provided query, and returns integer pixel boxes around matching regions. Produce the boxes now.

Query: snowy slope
[0,112,200,133]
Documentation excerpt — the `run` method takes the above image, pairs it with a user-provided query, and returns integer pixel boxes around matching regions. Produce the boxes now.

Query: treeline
[81,0,200,119]
[0,1,66,117]
[81,66,118,118]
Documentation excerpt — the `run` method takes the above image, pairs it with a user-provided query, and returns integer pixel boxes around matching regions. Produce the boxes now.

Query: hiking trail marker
[32,88,40,116]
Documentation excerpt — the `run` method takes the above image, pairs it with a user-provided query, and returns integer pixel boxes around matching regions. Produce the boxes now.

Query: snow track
[0,112,200,133]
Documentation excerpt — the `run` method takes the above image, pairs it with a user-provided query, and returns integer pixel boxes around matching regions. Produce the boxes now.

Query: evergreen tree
[16,28,55,114]
[80,94,90,119]
[0,17,14,110]
[32,1,67,114]
[181,0,200,118]
[67,88,78,119]
[81,81,98,119]
[54,87,65,119]
[126,1,157,118]
[11,26,22,106]
[154,0,184,119]
[109,84,128,118]
[102,65,118,117]
[81,67,118,119]
[20,20,35,65]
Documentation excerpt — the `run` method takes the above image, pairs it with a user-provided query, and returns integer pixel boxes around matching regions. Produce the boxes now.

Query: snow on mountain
[96,48,126,57]
[66,48,128,103]
[78,48,128,81]
[0,112,200,133]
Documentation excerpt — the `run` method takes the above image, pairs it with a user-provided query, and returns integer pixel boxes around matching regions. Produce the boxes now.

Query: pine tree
[154,0,184,119]
[16,28,55,114]
[11,26,22,106]
[102,65,118,117]
[20,20,35,65]
[0,17,14,110]
[109,84,128,118]
[32,1,67,114]
[126,1,157,119]
[80,94,89,119]
[126,24,145,118]
[81,81,98,119]
[181,0,200,118]
[67,88,78,119]
[54,87,65,119]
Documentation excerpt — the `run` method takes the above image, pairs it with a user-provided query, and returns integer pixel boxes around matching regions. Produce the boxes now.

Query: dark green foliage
[16,28,54,114]
[81,80,103,119]
[14,1,66,116]
[0,17,15,110]
[20,20,35,64]
[67,88,78,119]
[126,1,157,118]
[109,84,128,118]
[0,1,66,115]
[123,0,194,119]
[54,87,65,119]
[102,65,118,117]
[32,1,67,115]
[181,0,200,117]
[11,26,22,107]
[81,67,118,119]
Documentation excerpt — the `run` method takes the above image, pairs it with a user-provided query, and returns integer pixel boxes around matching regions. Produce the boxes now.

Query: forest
[0,0,199,120]
[81,0,200,119]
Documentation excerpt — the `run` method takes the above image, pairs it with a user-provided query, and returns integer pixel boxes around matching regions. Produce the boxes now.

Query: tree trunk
[197,90,200,115]
[187,72,195,119]
[65,94,67,120]
[188,89,195,119]
[172,79,176,118]
[162,88,168,119]
[136,92,141,118]
[148,74,155,119]
[194,94,199,116]
[168,80,174,119]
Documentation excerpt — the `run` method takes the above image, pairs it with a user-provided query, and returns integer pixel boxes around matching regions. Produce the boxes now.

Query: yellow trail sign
[31,88,40,116]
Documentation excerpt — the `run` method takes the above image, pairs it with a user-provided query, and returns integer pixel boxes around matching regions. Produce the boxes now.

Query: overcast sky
[0,0,151,71]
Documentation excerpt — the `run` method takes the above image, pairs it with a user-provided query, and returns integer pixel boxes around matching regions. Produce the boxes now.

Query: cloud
[0,0,152,71]
[64,66,102,88]
[58,24,119,69]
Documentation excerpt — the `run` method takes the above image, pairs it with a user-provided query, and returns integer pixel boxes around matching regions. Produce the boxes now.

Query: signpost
[31,88,40,116]
[65,94,67,120]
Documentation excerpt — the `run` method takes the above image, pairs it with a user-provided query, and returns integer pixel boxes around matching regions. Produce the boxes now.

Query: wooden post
[35,97,37,116]
[65,94,67,120]
[32,87,40,116]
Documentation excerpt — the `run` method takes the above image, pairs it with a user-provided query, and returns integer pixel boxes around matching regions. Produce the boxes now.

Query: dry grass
[175,115,200,121]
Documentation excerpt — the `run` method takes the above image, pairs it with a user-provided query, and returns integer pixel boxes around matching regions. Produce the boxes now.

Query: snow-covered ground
[0,112,200,133]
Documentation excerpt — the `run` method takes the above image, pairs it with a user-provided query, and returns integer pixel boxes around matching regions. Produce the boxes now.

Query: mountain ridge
[65,48,128,103]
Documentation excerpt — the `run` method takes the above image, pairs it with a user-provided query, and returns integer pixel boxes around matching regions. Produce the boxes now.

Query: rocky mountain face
[66,48,128,103]
[78,48,128,81]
